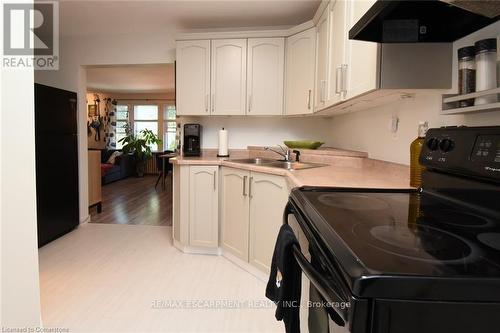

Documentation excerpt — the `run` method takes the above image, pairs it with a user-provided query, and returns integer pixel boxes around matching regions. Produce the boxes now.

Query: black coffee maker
[183,124,202,156]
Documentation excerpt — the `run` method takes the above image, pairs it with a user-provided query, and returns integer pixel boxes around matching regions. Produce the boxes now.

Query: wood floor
[39,223,282,332]
[90,174,172,226]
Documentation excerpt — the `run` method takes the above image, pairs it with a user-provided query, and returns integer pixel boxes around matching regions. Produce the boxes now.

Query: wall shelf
[442,87,500,115]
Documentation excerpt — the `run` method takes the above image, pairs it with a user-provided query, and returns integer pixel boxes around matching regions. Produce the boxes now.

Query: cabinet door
[249,172,289,273]
[247,38,285,115]
[189,166,219,248]
[220,167,250,261]
[284,28,316,115]
[314,7,330,111]
[211,39,247,115]
[326,0,348,106]
[176,40,211,116]
[344,0,379,100]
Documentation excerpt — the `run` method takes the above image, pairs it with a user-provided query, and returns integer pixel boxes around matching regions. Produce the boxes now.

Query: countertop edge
[170,156,412,189]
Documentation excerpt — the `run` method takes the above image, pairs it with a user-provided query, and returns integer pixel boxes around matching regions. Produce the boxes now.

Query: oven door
[285,201,351,333]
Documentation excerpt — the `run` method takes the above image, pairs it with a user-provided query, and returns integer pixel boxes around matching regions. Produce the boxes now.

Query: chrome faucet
[265,145,291,161]
[264,145,301,162]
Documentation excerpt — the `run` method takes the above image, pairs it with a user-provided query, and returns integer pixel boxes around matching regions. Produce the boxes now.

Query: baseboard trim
[173,239,221,255]
[222,251,268,283]
[172,239,268,282]
[80,215,91,224]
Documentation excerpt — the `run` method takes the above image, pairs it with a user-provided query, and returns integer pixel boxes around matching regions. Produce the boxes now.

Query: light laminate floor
[39,223,282,333]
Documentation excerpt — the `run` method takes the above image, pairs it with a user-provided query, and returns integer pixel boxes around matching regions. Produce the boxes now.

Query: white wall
[329,92,500,165]
[35,32,176,223]
[179,116,334,149]
[1,64,42,325]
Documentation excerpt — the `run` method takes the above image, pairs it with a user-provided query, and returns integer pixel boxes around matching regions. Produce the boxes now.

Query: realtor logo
[2,1,59,69]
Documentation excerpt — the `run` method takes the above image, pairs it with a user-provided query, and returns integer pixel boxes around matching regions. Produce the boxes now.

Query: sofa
[98,149,136,185]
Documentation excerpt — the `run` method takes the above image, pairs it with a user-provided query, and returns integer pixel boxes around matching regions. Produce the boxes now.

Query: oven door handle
[285,202,350,300]
[292,244,347,327]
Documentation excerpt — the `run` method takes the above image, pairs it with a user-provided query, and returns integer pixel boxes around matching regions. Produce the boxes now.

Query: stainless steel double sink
[227,158,327,171]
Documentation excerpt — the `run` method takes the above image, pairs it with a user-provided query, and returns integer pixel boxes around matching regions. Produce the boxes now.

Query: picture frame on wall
[88,104,98,117]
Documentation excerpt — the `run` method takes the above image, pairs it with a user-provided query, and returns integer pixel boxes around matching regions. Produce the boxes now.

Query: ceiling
[86,64,174,94]
[59,0,321,37]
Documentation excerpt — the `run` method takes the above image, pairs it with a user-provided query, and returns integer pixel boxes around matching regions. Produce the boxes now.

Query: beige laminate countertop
[170,154,411,189]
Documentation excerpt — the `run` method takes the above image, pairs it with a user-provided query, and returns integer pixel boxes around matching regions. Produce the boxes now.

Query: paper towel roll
[218,128,229,157]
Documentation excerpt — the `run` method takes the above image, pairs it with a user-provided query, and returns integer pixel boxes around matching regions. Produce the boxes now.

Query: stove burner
[370,225,446,253]
[318,193,390,211]
[426,209,491,228]
[478,233,500,251]
[353,223,478,264]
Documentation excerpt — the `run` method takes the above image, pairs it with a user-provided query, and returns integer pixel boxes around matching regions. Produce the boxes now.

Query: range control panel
[471,135,500,164]
[420,126,500,182]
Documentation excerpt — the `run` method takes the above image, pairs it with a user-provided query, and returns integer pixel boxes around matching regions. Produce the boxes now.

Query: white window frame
[115,104,130,149]
[163,102,177,152]
[116,99,176,152]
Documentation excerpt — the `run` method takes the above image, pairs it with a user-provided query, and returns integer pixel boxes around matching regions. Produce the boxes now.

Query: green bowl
[283,140,324,149]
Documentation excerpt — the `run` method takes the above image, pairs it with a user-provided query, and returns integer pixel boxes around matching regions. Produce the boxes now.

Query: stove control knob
[426,138,439,151]
[439,139,455,152]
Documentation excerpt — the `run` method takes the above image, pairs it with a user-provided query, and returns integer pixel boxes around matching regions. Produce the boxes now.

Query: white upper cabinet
[284,28,316,115]
[247,38,285,115]
[176,40,211,116]
[211,39,247,115]
[326,0,348,106]
[314,7,330,111]
[313,0,379,111]
[175,0,380,117]
[344,0,379,100]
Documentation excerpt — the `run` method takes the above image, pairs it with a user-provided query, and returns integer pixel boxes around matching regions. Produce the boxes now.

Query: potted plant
[119,126,161,177]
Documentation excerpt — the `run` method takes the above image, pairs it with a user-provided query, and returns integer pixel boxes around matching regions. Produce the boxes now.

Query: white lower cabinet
[248,172,289,273]
[220,168,250,260]
[174,164,289,272]
[189,166,219,247]
[173,165,219,251]
[221,167,289,273]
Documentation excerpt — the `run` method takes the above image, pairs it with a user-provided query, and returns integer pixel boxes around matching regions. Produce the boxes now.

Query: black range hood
[349,0,500,43]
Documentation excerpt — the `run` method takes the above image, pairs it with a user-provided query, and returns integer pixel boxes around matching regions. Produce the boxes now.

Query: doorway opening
[85,64,176,226]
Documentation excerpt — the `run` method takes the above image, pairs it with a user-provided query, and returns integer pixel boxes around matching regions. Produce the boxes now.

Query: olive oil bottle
[410,121,428,188]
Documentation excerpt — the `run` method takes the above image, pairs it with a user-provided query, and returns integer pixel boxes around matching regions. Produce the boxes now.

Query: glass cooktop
[291,188,500,278]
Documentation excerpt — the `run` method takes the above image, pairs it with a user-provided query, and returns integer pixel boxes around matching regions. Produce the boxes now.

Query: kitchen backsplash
[181,92,500,166]
[329,92,500,165]
[177,116,335,150]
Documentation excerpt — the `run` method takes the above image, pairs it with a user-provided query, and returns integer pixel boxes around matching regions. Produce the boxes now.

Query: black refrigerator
[35,83,79,247]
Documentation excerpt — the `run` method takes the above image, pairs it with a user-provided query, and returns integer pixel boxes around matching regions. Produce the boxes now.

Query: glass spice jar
[475,38,497,105]
[457,46,476,107]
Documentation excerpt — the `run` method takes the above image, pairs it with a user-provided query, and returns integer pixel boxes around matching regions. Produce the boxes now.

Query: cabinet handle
[243,176,247,196]
[307,90,311,109]
[213,171,217,191]
[335,66,342,94]
[249,176,253,198]
[205,94,209,112]
[212,94,215,113]
[248,94,252,113]
[341,64,348,94]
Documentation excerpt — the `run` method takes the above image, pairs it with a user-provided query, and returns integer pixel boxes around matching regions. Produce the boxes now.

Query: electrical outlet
[389,115,399,134]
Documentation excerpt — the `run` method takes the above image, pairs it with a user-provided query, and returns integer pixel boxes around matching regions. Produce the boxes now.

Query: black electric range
[285,126,500,333]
